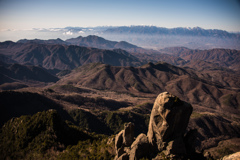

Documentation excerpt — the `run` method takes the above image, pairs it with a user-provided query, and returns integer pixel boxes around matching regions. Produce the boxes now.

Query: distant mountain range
[1,25,239,49]
[104,26,240,39]
[101,26,240,49]
[37,25,240,39]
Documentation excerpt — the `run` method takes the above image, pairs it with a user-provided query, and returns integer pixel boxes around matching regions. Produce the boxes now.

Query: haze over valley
[1,26,240,50]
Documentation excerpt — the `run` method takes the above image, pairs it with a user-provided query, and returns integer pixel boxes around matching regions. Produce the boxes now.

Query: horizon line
[1,25,240,33]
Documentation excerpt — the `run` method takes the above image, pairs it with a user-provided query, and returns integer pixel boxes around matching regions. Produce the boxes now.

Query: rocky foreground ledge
[114,92,205,160]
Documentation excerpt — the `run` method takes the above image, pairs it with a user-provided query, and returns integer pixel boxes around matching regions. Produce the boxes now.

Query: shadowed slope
[0,62,59,85]
[0,91,71,127]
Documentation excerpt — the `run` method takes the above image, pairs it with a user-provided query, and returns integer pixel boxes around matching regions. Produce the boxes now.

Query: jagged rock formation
[147,92,192,154]
[115,122,135,159]
[114,92,203,159]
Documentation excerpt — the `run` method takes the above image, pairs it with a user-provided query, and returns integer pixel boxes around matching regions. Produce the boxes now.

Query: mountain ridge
[58,62,240,116]
[66,35,139,49]
[0,42,143,70]
[104,26,240,38]
[17,38,69,45]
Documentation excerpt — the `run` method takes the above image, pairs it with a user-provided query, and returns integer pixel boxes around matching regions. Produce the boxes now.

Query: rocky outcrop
[147,92,193,154]
[123,122,135,146]
[115,122,135,159]
[114,92,203,159]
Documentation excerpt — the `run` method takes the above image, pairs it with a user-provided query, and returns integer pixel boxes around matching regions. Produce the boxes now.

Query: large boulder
[147,92,193,153]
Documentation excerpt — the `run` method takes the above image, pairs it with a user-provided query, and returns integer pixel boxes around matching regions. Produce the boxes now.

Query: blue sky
[0,0,240,32]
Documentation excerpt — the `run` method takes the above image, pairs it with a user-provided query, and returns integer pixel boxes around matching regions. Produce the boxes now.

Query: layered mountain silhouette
[16,35,143,53]
[0,42,142,70]
[1,36,239,89]
[3,36,240,72]
[1,36,187,71]
[17,35,163,54]
[6,35,239,70]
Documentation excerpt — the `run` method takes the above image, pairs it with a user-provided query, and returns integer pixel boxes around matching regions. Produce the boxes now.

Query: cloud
[32,28,64,32]
[78,31,85,34]
[63,31,73,35]
[48,28,62,32]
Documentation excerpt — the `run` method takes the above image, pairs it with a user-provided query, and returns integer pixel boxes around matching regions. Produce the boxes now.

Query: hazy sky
[0,0,240,32]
